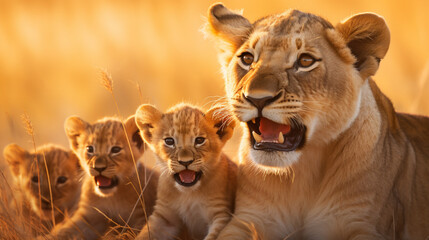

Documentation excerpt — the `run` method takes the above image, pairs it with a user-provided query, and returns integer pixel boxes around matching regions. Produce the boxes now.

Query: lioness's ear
[64,116,89,152]
[207,3,252,47]
[336,13,390,79]
[205,106,236,144]
[124,115,145,154]
[3,143,29,176]
[135,104,163,145]
[206,3,252,66]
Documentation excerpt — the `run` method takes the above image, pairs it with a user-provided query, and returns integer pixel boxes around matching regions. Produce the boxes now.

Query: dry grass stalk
[21,114,56,229]
[21,114,44,229]
[100,68,113,94]
[99,69,150,238]
[41,150,56,226]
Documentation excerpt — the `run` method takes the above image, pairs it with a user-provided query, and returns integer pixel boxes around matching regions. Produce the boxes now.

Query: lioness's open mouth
[94,175,119,189]
[247,117,306,152]
[174,170,202,187]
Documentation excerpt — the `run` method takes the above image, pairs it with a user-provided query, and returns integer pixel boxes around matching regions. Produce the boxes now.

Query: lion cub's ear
[205,106,236,145]
[64,116,90,152]
[67,151,82,171]
[135,104,163,145]
[336,13,390,79]
[124,115,145,154]
[3,143,29,176]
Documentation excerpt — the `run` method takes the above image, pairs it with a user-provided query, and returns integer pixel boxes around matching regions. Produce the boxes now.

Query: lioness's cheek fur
[206,3,429,239]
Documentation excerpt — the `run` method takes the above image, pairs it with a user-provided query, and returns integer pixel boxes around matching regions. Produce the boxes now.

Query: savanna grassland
[1,0,428,238]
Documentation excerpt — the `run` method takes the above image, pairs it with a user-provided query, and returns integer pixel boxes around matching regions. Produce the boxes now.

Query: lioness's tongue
[259,117,291,140]
[178,170,196,184]
[95,176,112,187]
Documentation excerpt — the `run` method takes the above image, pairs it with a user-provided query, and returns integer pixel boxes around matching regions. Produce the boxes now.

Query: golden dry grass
[0,0,428,238]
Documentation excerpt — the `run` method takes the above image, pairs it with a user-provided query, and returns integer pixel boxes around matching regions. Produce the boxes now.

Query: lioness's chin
[249,148,301,168]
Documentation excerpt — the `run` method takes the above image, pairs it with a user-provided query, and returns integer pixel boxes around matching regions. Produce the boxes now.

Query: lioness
[206,3,429,239]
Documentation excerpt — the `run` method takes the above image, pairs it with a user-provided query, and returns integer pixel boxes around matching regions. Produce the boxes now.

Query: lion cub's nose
[93,166,107,173]
[93,157,107,173]
[178,160,194,167]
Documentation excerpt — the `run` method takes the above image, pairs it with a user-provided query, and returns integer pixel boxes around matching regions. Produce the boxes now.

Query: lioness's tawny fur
[206,3,429,239]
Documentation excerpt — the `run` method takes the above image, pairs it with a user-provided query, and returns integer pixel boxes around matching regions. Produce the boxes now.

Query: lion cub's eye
[164,138,175,147]
[298,54,316,68]
[86,146,94,154]
[110,146,122,154]
[57,176,68,184]
[239,52,254,66]
[31,176,38,183]
[195,137,206,146]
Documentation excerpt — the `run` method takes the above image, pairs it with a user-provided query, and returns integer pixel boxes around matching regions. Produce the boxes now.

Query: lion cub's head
[3,144,81,220]
[64,116,144,197]
[206,4,390,168]
[135,103,235,190]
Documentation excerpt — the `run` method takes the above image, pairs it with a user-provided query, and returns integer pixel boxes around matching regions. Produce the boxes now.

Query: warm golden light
[1,0,428,180]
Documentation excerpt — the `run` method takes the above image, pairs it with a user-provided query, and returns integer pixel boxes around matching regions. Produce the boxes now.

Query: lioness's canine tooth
[279,132,284,144]
[252,131,262,143]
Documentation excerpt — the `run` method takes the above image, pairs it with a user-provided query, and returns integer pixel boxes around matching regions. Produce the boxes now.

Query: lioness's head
[206,4,389,168]
[65,116,144,197]
[3,144,81,220]
[135,103,235,190]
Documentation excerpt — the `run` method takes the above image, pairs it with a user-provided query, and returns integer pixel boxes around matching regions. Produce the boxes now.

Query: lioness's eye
[57,176,68,184]
[86,146,94,154]
[164,138,175,147]
[31,176,38,183]
[239,52,254,66]
[195,137,206,146]
[298,54,316,68]
[111,146,122,154]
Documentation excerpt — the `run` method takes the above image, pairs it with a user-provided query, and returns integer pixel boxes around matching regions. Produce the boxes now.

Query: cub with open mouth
[135,103,237,240]
[43,115,158,240]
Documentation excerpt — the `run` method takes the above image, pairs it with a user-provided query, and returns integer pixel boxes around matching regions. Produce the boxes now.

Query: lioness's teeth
[252,119,256,124]
[252,131,262,143]
[278,132,284,144]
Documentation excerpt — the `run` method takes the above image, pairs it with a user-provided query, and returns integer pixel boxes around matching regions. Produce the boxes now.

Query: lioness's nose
[244,91,282,111]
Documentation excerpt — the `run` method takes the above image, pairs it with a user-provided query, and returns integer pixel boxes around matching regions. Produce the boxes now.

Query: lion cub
[135,103,237,240]
[3,144,82,234]
[44,115,158,239]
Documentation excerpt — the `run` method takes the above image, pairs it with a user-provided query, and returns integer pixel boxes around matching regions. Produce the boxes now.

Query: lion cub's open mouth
[174,170,202,187]
[94,175,119,189]
[247,117,306,152]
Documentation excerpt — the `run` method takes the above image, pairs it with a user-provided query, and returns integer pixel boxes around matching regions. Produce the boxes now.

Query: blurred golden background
[1,0,429,174]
